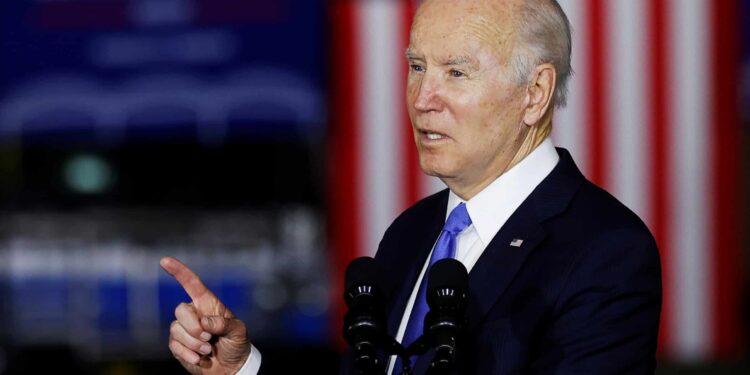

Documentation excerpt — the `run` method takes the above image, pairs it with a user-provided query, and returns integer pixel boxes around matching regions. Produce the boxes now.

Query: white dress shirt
[235,344,261,375]
[238,138,559,375]
[386,138,559,374]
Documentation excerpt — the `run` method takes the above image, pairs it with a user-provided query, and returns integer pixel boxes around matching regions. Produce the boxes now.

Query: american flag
[328,0,742,362]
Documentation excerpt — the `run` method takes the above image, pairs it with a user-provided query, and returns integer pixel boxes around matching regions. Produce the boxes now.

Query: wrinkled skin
[162,257,251,375]
[407,0,556,200]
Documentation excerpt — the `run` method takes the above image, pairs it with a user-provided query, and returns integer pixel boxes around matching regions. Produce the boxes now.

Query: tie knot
[443,202,472,234]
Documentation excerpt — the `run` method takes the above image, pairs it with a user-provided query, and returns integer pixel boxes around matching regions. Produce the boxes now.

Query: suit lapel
[385,192,448,338]
[466,202,547,330]
[465,148,584,330]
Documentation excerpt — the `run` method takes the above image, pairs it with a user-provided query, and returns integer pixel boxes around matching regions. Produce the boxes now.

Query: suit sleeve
[531,227,662,374]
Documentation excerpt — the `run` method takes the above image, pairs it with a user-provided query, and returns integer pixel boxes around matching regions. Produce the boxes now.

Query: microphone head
[427,258,468,293]
[342,256,388,360]
[425,259,469,369]
[426,258,468,308]
[344,256,385,309]
[345,256,381,290]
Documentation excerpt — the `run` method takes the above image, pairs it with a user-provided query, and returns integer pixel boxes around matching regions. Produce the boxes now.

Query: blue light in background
[0,0,326,145]
[63,154,116,194]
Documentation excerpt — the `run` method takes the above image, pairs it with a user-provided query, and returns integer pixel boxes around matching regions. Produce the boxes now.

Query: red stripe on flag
[400,2,421,207]
[710,0,743,358]
[328,0,360,349]
[648,0,672,356]
[586,0,608,187]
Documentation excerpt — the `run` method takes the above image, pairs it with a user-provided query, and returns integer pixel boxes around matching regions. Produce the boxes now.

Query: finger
[160,256,215,303]
[201,316,247,340]
[171,321,212,355]
[175,302,210,340]
[169,338,201,365]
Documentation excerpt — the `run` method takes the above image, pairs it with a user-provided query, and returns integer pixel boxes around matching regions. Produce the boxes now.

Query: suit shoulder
[565,180,653,238]
[380,189,447,239]
[543,177,660,272]
[391,189,447,226]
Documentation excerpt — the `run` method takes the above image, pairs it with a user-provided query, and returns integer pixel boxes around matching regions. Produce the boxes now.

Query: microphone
[343,256,388,374]
[425,258,469,373]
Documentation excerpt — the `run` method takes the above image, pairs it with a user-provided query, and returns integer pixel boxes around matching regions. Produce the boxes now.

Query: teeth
[426,132,443,140]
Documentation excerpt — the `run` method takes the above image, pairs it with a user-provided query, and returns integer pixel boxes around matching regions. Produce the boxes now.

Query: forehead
[409,0,518,57]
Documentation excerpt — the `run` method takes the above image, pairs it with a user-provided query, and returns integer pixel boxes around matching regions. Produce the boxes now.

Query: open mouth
[419,129,449,141]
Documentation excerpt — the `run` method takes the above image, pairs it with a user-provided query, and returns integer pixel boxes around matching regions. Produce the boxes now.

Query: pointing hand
[161,256,251,375]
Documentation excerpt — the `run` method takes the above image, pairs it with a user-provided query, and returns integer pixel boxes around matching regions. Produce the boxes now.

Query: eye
[410,64,424,73]
[450,69,465,78]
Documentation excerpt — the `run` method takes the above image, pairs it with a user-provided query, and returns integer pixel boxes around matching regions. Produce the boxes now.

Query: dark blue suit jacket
[343,148,662,374]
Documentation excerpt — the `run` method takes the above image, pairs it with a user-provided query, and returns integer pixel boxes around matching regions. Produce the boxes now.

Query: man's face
[407,0,530,196]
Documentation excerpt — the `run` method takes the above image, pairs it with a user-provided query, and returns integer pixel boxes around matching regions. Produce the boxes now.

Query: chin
[418,158,456,179]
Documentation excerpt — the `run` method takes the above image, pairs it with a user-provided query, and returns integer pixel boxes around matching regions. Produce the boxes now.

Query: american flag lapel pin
[510,238,524,247]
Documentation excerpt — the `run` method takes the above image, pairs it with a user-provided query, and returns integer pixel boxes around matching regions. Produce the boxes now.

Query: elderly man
[161,0,662,374]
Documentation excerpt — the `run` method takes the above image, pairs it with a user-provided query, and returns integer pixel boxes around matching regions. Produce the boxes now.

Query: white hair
[510,0,573,108]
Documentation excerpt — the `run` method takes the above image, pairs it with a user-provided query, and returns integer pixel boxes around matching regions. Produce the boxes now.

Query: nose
[411,74,444,112]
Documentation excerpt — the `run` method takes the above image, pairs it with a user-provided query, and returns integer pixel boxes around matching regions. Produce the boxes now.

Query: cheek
[405,82,419,115]
[406,76,422,100]
[406,81,416,101]
[467,100,521,152]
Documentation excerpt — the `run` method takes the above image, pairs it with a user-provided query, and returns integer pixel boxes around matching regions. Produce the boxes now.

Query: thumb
[201,316,247,340]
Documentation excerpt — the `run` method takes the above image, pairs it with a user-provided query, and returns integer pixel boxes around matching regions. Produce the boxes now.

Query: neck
[446,111,554,201]
[508,109,554,168]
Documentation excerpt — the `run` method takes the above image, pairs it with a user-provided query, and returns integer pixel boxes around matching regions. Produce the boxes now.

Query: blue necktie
[392,202,472,374]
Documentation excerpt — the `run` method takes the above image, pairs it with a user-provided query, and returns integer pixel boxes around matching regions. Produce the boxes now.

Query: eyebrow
[444,55,473,66]
[405,48,422,61]
[405,49,475,68]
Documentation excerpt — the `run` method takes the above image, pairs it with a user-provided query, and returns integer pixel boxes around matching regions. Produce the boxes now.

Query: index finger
[160,256,214,303]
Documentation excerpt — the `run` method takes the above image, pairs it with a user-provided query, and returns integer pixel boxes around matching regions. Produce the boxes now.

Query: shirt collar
[446,137,560,246]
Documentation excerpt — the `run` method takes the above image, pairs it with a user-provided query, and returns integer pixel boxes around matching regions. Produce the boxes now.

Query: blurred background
[0,0,746,374]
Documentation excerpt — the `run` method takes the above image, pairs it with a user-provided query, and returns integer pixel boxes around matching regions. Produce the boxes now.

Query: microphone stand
[356,315,462,375]
[393,334,431,375]
[394,332,453,375]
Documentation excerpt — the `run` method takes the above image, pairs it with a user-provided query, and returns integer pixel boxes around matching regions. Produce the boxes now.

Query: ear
[522,63,556,126]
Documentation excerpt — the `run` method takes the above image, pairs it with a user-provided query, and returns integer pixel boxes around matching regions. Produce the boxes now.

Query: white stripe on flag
[553,0,589,176]
[358,0,404,256]
[669,0,712,361]
[607,0,651,223]
[421,174,447,198]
